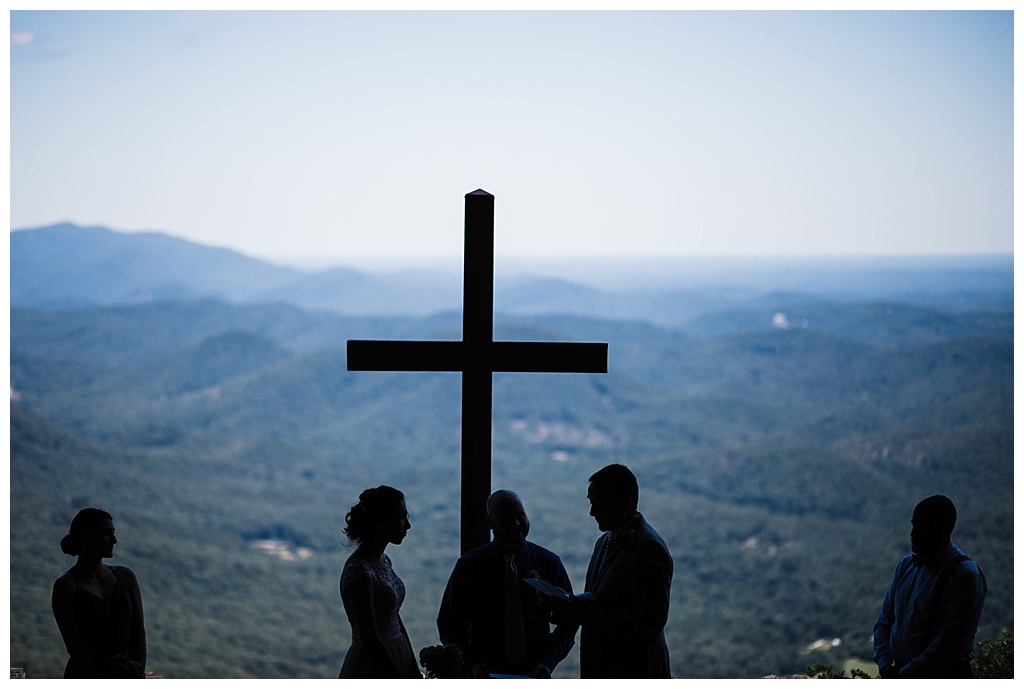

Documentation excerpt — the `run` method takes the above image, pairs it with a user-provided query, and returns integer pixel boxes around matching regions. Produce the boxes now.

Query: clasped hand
[537,586,590,624]
[471,663,552,679]
[878,665,900,679]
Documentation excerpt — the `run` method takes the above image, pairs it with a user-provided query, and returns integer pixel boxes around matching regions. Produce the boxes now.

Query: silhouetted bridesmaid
[51,508,147,678]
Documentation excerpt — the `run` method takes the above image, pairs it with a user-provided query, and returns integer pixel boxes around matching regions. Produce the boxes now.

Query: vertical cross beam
[461,190,495,550]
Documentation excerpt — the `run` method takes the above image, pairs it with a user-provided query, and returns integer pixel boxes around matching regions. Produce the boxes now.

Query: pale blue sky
[9,9,1014,264]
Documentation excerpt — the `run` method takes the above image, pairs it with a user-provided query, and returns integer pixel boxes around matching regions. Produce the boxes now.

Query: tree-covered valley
[8,228,1013,678]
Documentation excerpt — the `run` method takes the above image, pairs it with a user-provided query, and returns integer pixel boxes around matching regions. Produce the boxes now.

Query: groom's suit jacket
[580,513,673,678]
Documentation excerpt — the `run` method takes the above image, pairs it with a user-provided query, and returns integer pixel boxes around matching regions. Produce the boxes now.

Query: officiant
[436,490,577,678]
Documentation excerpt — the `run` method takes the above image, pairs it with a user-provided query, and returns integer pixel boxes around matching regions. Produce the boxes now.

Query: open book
[523,577,570,599]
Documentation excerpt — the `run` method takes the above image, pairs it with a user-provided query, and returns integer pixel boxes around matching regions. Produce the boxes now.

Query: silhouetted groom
[549,464,673,678]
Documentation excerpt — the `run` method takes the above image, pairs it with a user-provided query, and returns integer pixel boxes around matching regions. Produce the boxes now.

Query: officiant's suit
[580,512,673,678]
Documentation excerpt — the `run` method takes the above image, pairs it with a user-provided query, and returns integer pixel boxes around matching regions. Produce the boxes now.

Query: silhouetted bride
[51,508,147,678]
[338,486,421,678]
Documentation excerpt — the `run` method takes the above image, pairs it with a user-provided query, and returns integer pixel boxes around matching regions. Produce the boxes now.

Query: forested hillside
[9,266,1013,677]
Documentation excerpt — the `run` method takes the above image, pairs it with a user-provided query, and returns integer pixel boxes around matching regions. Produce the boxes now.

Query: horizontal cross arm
[493,341,608,373]
[347,340,463,372]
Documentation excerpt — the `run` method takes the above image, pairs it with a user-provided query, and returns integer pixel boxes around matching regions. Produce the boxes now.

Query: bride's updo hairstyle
[60,508,113,556]
[344,486,405,545]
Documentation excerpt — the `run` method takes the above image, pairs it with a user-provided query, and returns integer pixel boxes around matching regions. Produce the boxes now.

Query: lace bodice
[340,553,406,643]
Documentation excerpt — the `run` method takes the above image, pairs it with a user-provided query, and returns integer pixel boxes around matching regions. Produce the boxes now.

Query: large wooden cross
[347,189,608,554]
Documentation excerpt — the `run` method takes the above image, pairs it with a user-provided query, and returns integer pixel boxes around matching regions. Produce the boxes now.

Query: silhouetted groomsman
[437,490,576,678]
[548,464,673,678]
[874,495,987,678]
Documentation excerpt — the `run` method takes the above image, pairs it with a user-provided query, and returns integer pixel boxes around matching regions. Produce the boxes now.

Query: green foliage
[9,289,1013,678]
[803,663,873,679]
[802,634,1015,680]
[971,631,1013,679]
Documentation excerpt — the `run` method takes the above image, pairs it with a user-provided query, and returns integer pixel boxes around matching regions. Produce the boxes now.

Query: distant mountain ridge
[10,223,1014,324]
[10,223,304,307]
[11,223,466,316]
[9,223,694,319]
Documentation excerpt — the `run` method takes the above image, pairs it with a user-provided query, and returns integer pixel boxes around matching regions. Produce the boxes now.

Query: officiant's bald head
[486,490,529,550]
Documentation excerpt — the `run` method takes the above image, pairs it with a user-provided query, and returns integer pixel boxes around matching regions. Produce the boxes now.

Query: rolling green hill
[9,293,1013,678]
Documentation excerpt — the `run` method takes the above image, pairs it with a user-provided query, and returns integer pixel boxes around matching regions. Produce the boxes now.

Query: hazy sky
[9,8,1014,264]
